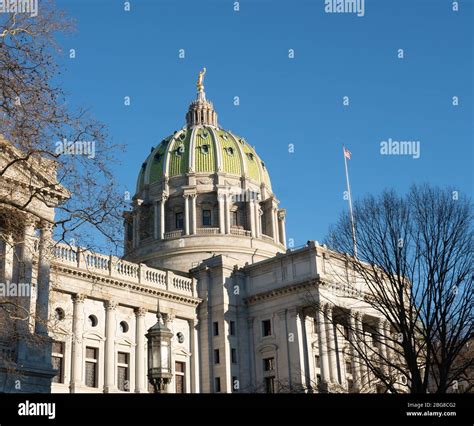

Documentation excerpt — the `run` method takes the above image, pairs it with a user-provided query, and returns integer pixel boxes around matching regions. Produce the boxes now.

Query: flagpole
[343,145,357,258]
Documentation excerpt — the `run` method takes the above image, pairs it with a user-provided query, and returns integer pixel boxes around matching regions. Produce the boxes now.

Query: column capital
[104,300,118,311]
[72,293,86,304]
[162,312,175,324]
[134,307,147,317]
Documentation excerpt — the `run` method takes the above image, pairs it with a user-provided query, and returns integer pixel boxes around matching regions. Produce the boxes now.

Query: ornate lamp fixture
[146,308,173,393]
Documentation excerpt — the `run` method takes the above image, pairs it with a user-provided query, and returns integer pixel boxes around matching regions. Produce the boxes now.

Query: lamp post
[146,311,173,393]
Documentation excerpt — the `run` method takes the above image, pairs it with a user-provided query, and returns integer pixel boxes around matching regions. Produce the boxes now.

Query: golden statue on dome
[197,67,206,91]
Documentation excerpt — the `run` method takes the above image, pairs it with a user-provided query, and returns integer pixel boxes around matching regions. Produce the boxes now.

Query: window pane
[118,352,128,364]
[118,366,129,392]
[52,356,63,384]
[265,377,275,393]
[262,320,271,336]
[202,210,211,226]
[85,362,97,387]
[86,347,97,359]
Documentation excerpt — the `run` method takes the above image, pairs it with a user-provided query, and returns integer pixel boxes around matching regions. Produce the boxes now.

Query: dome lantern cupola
[185,68,218,127]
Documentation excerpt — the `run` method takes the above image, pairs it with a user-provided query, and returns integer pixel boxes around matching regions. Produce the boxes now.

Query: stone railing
[196,227,220,235]
[52,243,196,297]
[230,227,252,237]
[163,230,184,239]
[261,234,274,242]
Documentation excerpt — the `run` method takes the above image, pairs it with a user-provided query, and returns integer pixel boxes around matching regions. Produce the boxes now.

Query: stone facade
[0,79,395,394]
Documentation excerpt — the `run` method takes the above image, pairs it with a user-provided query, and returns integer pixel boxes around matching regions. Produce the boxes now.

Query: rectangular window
[52,341,64,384]
[85,347,98,388]
[202,209,212,226]
[231,348,237,364]
[345,361,352,375]
[175,212,184,229]
[263,357,274,372]
[229,320,236,336]
[231,210,238,227]
[175,361,186,394]
[315,355,320,369]
[314,318,319,334]
[213,321,219,336]
[214,349,220,364]
[265,376,275,393]
[262,319,272,337]
[117,352,130,392]
[343,325,350,340]
[214,377,221,393]
[347,379,354,392]
[316,374,321,385]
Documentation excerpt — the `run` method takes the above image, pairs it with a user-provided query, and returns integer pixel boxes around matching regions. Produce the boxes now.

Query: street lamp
[146,311,173,393]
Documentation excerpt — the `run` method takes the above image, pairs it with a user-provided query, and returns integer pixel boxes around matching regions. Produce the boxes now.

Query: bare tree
[0,2,126,386]
[0,1,125,252]
[323,184,473,393]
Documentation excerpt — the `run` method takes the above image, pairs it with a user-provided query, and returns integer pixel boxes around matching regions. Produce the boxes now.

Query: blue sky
[55,0,473,249]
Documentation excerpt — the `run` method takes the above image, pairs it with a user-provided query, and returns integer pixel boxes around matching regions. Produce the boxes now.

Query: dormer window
[247,153,254,161]
[261,161,265,169]
[179,133,186,140]
[225,147,234,156]
[200,144,209,154]
[154,153,162,162]
[202,132,209,138]
[221,134,228,140]
[141,162,147,169]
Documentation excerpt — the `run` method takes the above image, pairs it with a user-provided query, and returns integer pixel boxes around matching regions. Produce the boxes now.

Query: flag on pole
[343,147,352,160]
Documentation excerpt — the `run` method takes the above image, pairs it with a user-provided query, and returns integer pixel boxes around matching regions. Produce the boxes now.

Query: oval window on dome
[200,144,209,154]
[202,132,209,138]
[246,153,254,161]
[176,145,185,156]
[179,133,186,140]
[154,153,162,162]
[226,147,234,156]
[221,134,228,140]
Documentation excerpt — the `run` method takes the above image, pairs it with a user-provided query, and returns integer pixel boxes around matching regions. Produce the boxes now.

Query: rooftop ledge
[51,242,197,298]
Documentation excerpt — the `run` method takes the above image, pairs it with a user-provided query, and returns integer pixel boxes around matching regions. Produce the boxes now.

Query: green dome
[136,126,272,193]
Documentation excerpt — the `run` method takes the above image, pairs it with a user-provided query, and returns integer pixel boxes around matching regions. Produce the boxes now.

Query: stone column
[18,219,35,334]
[70,293,86,392]
[248,199,256,237]
[134,307,147,393]
[325,304,339,384]
[254,201,261,238]
[160,195,167,239]
[188,317,200,393]
[356,313,368,390]
[278,210,286,247]
[0,232,14,283]
[218,192,225,234]
[224,194,231,234]
[153,200,160,239]
[34,222,53,335]
[378,318,389,373]
[273,208,279,244]
[184,194,190,235]
[191,194,197,235]
[104,300,118,393]
[317,304,330,386]
[349,311,362,392]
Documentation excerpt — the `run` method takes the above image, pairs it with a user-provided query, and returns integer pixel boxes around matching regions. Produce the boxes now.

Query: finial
[197,67,206,91]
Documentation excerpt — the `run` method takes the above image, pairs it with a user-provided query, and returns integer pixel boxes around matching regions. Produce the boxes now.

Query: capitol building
[0,72,394,394]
